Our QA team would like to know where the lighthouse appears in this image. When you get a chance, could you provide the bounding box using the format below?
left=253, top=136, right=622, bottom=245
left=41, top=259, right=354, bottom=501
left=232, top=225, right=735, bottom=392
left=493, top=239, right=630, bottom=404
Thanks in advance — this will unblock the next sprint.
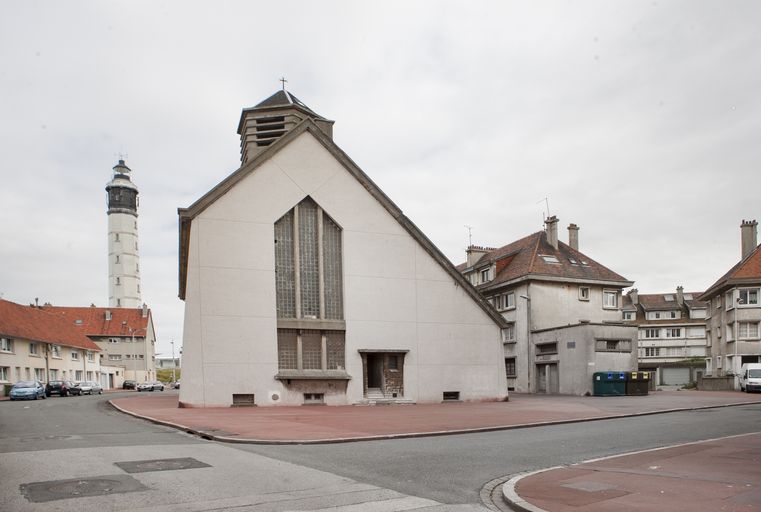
left=106, top=160, right=142, bottom=308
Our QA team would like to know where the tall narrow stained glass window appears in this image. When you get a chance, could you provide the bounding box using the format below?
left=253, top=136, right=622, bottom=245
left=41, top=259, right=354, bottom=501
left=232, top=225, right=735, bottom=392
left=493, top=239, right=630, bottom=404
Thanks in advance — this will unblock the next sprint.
left=274, top=210, right=295, bottom=318
left=323, top=215, right=343, bottom=319
left=275, top=197, right=346, bottom=373
left=273, top=197, right=343, bottom=321
left=298, top=199, right=320, bottom=318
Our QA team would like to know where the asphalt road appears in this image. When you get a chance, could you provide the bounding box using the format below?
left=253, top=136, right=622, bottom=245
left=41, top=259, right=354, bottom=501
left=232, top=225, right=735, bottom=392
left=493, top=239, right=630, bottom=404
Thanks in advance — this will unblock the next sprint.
left=234, top=403, right=761, bottom=505
left=2, top=391, right=760, bottom=511
left=0, top=391, right=479, bottom=511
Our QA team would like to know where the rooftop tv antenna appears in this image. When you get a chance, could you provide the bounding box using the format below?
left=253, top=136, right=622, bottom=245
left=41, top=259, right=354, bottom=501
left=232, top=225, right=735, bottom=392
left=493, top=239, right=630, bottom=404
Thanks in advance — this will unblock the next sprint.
left=464, top=225, right=473, bottom=247
left=537, top=197, right=550, bottom=221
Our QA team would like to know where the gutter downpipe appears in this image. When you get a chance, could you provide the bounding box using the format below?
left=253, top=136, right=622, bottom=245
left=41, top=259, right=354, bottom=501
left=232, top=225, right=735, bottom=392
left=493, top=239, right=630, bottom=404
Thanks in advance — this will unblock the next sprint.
left=521, top=285, right=532, bottom=393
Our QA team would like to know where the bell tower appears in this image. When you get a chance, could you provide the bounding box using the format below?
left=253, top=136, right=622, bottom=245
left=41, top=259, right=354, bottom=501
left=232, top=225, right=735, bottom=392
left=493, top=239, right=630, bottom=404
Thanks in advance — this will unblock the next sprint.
left=237, top=89, right=334, bottom=165
left=106, top=159, right=142, bottom=308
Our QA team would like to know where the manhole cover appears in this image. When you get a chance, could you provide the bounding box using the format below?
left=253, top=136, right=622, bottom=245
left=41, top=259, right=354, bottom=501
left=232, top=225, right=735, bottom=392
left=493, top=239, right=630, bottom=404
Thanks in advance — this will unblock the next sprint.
left=115, top=457, right=211, bottom=474
left=21, top=475, right=147, bottom=503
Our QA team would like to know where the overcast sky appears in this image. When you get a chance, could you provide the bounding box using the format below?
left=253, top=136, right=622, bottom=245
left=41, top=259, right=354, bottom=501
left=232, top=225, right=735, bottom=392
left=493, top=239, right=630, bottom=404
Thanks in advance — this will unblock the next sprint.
left=1, top=1, right=759, bottom=356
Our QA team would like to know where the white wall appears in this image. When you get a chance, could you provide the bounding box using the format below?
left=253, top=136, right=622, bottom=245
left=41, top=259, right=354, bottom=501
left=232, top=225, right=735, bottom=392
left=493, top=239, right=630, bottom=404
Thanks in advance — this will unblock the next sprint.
left=180, top=131, right=506, bottom=406
left=0, top=337, right=102, bottom=387
left=530, top=282, right=623, bottom=329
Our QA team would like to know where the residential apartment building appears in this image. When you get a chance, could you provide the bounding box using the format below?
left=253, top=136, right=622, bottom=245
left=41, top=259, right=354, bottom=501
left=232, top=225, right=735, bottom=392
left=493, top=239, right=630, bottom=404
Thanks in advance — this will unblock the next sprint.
left=43, top=304, right=157, bottom=385
left=700, top=220, right=761, bottom=386
left=0, top=299, right=102, bottom=391
left=458, top=216, right=638, bottom=395
left=622, top=288, right=707, bottom=387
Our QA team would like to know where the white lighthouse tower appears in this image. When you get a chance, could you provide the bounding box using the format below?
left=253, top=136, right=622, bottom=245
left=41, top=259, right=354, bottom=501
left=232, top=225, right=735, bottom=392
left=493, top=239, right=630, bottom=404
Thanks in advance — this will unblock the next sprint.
left=106, top=159, right=142, bottom=308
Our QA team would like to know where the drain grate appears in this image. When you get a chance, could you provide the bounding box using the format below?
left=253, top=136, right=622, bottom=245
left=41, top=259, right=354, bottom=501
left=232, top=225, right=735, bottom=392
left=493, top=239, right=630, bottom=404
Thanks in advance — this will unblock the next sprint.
left=115, top=457, right=211, bottom=474
left=21, top=475, right=147, bottom=503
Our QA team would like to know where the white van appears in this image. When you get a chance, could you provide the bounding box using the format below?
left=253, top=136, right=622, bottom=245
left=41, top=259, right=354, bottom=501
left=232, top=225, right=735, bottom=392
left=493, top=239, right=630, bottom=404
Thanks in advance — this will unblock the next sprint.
left=739, top=363, right=761, bottom=392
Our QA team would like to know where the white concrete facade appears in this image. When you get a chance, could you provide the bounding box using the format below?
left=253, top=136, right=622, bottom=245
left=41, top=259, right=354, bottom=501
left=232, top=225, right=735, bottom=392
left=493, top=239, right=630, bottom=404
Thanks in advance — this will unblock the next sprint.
left=180, top=124, right=507, bottom=407
left=624, top=289, right=707, bottom=387
left=704, top=287, right=761, bottom=383
left=497, top=281, right=636, bottom=394
left=0, top=337, right=100, bottom=390
left=90, top=321, right=157, bottom=384
left=700, top=221, right=761, bottom=389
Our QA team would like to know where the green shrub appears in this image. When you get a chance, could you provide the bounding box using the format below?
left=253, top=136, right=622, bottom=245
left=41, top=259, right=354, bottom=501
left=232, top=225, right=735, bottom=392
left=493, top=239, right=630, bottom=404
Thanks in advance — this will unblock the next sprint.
left=156, top=369, right=180, bottom=383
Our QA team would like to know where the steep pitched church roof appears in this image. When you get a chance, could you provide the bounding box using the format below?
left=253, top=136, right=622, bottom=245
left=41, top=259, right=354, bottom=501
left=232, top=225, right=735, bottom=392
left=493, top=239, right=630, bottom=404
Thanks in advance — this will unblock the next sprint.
left=458, top=231, right=632, bottom=290
left=236, top=90, right=328, bottom=134
left=178, top=99, right=507, bottom=327
left=253, top=90, right=324, bottom=115
left=699, top=243, right=761, bottom=300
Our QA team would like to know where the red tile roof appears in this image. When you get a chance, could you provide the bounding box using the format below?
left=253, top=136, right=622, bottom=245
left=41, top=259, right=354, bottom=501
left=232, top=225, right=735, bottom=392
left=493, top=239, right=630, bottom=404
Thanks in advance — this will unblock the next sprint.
left=41, top=306, right=150, bottom=337
left=0, top=299, right=101, bottom=351
left=636, top=293, right=706, bottom=311
left=701, top=244, right=761, bottom=299
left=459, top=231, right=632, bottom=288
left=622, top=291, right=707, bottom=313
left=621, top=292, right=707, bottom=325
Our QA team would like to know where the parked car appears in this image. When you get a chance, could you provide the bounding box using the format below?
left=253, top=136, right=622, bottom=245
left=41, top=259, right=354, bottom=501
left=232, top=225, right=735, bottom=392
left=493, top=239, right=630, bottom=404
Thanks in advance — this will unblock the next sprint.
left=45, top=380, right=75, bottom=397
left=137, top=381, right=164, bottom=392
left=172, top=380, right=180, bottom=389
left=71, top=381, right=103, bottom=395
left=9, top=381, right=46, bottom=400
left=122, top=380, right=137, bottom=390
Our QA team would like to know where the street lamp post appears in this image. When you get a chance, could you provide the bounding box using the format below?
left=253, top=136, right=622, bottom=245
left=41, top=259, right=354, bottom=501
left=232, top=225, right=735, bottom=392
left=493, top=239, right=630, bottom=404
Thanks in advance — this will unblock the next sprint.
left=128, top=326, right=146, bottom=381
left=170, top=339, right=177, bottom=384
left=520, top=293, right=532, bottom=392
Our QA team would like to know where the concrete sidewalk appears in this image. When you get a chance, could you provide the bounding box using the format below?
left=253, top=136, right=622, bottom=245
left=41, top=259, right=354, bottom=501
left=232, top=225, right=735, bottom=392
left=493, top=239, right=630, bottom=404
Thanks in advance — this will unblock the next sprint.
left=110, top=390, right=761, bottom=443
left=505, top=432, right=761, bottom=512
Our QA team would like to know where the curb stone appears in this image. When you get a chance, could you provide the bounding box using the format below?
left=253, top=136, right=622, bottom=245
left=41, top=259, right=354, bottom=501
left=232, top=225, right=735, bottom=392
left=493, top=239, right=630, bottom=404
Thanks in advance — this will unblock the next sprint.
left=500, top=430, right=761, bottom=512
left=109, top=398, right=761, bottom=445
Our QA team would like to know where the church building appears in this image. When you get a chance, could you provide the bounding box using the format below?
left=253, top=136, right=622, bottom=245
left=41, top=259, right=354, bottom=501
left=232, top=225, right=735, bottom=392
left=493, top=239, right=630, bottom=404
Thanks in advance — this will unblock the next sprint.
left=177, top=90, right=508, bottom=406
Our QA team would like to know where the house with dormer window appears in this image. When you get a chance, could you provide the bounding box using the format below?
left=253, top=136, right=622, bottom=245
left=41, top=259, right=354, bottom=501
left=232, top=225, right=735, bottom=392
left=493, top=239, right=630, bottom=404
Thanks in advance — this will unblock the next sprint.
left=622, top=288, right=707, bottom=387
left=0, top=299, right=102, bottom=392
left=699, top=220, right=761, bottom=388
left=458, top=216, right=637, bottom=395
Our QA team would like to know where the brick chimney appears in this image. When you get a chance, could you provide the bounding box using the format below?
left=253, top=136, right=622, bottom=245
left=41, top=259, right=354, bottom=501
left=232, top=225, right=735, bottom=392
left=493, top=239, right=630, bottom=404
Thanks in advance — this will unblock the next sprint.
left=567, top=223, right=579, bottom=251
left=628, top=288, right=639, bottom=304
left=466, top=246, right=492, bottom=267
left=545, top=216, right=559, bottom=250
left=141, top=303, right=148, bottom=318
left=676, top=286, right=684, bottom=305
left=741, top=219, right=758, bottom=259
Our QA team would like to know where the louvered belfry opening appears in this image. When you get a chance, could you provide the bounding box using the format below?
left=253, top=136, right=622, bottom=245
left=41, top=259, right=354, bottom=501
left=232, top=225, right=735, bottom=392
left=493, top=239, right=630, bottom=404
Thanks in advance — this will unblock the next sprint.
left=254, top=116, right=286, bottom=146
left=238, top=90, right=334, bottom=164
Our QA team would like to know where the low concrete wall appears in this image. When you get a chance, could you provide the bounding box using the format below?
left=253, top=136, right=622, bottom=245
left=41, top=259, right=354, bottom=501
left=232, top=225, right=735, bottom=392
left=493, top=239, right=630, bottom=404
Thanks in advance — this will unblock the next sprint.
left=697, top=374, right=735, bottom=391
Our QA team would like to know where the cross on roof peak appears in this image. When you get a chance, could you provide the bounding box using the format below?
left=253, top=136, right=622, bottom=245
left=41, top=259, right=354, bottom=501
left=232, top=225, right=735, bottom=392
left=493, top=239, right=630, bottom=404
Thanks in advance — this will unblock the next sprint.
left=279, top=77, right=287, bottom=90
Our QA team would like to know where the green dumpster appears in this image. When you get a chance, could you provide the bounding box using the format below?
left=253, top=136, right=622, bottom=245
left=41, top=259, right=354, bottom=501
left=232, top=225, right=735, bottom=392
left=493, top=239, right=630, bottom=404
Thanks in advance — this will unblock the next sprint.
left=593, top=371, right=627, bottom=396
left=626, top=371, right=650, bottom=396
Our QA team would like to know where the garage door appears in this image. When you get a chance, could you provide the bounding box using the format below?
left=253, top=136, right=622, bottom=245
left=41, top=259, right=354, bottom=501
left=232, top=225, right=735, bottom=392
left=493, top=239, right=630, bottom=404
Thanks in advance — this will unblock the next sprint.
left=662, top=367, right=691, bottom=385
